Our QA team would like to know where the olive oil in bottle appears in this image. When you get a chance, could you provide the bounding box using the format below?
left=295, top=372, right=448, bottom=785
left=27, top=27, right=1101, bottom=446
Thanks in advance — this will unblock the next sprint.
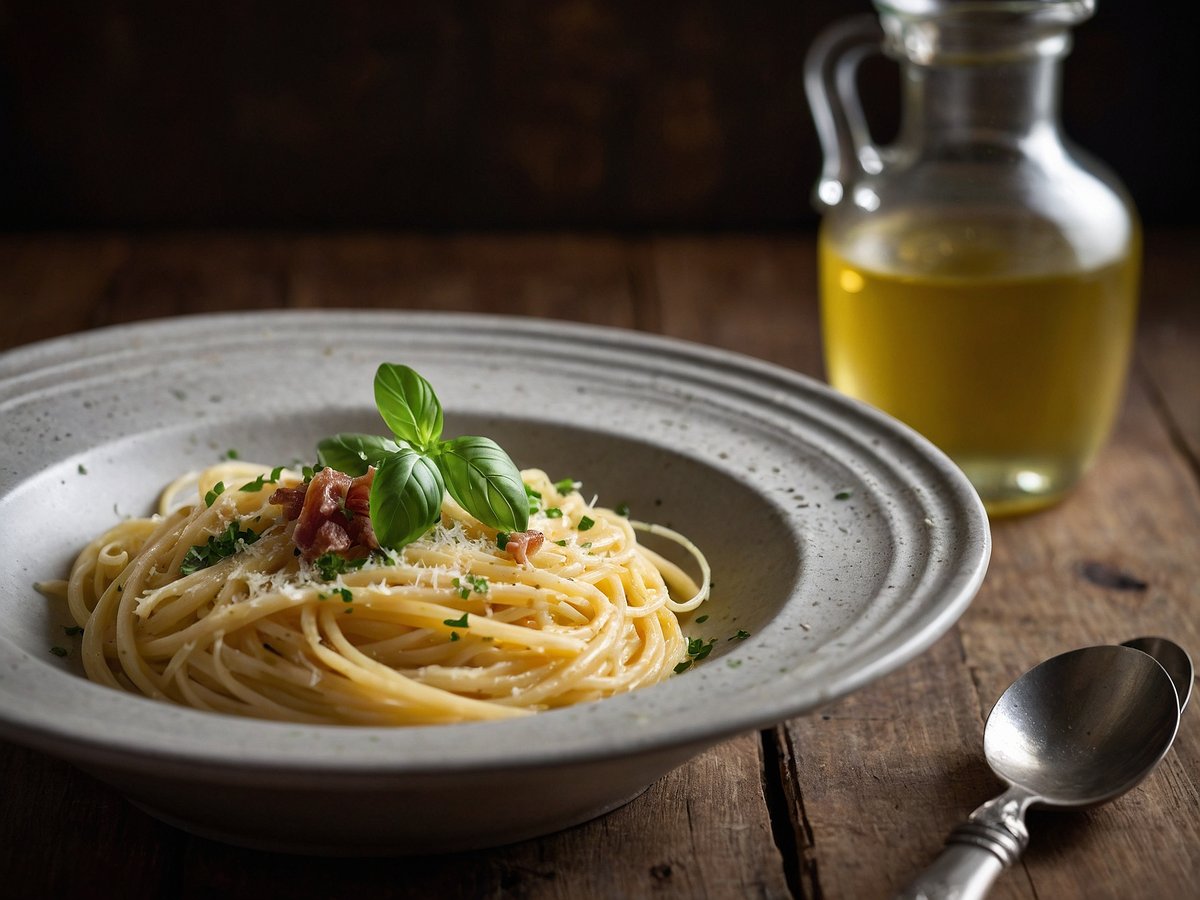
left=819, top=219, right=1139, bottom=515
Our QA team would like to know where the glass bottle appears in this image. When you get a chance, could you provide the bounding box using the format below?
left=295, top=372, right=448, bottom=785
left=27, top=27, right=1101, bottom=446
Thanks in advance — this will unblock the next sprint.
left=806, top=0, right=1139, bottom=516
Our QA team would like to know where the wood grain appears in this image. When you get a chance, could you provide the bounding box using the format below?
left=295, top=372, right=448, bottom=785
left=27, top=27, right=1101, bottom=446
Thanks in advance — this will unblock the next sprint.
left=0, top=229, right=1197, bottom=899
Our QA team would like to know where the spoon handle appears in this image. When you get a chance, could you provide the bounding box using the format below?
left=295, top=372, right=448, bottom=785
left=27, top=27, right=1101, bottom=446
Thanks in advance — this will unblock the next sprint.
left=895, top=788, right=1031, bottom=900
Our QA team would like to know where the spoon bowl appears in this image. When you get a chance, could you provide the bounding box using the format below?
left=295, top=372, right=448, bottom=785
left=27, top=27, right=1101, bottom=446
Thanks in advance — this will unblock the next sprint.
left=1122, top=636, right=1193, bottom=713
left=984, top=645, right=1181, bottom=807
left=898, top=644, right=1182, bottom=899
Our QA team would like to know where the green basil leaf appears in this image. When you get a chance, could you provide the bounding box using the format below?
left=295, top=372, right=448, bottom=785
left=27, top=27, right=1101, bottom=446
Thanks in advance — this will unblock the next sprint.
left=436, top=436, right=528, bottom=533
left=374, top=364, right=444, bottom=451
left=316, top=433, right=405, bottom=476
left=369, top=449, right=446, bottom=549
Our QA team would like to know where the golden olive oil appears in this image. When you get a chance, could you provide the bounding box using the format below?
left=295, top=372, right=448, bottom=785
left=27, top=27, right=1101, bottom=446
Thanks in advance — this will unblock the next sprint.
left=819, top=225, right=1139, bottom=516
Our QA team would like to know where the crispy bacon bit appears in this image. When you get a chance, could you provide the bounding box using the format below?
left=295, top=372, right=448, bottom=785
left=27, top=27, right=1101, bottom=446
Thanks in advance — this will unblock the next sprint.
left=504, top=530, right=544, bottom=565
left=270, top=468, right=379, bottom=560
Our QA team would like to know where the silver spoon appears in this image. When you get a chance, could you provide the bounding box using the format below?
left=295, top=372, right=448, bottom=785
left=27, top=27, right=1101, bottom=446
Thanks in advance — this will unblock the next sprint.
left=1122, top=636, right=1193, bottom=712
left=897, top=644, right=1181, bottom=900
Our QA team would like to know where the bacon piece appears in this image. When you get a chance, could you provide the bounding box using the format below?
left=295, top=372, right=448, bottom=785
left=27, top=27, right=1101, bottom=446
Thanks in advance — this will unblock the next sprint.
left=270, top=467, right=380, bottom=560
left=504, top=530, right=544, bottom=565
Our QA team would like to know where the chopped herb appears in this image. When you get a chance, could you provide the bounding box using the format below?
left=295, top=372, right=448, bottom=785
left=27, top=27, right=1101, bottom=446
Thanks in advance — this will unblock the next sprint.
left=687, top=636, right=716, bottom=661
left=497, top=532, right=510, bottom=550
left=525, top=483, right=542, bottom=514
left=673, top=660, right=693, bottom=674
left=338, top=588, right=353, bottom=603
left=77, top=464, right=88, bottom=475
left=695, top=615, right=709, bottom=624
left=63, top=625, right=84, bottom=637
left=311, top=553, right=367, bottom=581
left=301, top=465, right=316, bottom=481
left=554, top=539, right=568, bottom=547
left=453, top=575, right=488, bottom=598
left=545, top=507, right=564, bottom=519
left=581, top=542, right=592, bottom=549
left=225, top=448, right=240, bottom=459
left=554, top=477, right=576, bottom=493
left=577, top=516, right=595, bottom=531
left=50, top=646, right=68, bottom=657
left=179, top=519, right=260, bottom=575
left=729, top=629, right=751, bottom=641
left=834, top=490, right=852, bottom=501
left=240, top=469, right=285, bottom=492
left=615, top=502, right=630, bottom=517
left=727, top=659, right=743, bottom=669
left=204, top=481, right=226, bottom=507
left=443, top=612, right=470, bottom=628
left=449, top=631, right=460, bottom=642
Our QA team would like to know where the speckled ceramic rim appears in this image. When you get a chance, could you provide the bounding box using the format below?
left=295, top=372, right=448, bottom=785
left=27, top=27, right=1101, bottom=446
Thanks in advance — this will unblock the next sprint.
left=0, top=311, right=989, bottom=782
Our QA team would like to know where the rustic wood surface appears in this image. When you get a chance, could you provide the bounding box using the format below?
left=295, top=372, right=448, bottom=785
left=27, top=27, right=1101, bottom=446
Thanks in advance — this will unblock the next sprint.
left=0, top=230, right=1196, bottom=899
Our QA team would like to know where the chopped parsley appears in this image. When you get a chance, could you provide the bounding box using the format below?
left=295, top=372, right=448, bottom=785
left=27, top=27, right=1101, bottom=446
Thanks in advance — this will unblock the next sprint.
left=337, top=588, right=353, bottom=603
left=497, top=532, right=510, bottom=550
left=179, top=520, right=260, bottom=575
left=443, top=612, right=470, bottom=628
left=312, top=553, right=367, bottom=582
left=63, top=625, right=84, bottom=637
left=554, top=477, right=576, bottom=493
left=204, top=481, right=226, bottom=507
left=50, top=646, right=69, bottom=657
left=449, top=631, right=460, bottom=641
left=240, top=467, right=285, bottom=492
left=676, top=635, right=717, bottom=673
left=554, top=539, right=568, bottom=547
left=615, top=502, right=630, bottom=517
left=545, top=507, right=563, bottom=519
left=77, top=464, right=88, bottom=475
left=452, top=575, right=489, bottom=599
left=729, top=629, right=751, bottom=641
left=525, top=484, right=542, bottom=514
left=577, top=516, right=595, bottom=531
left=695, top=615, right=709, bottom=624
left=225, top=448, right=240, bottom=459
left=834, top=490, right=852, bottom=501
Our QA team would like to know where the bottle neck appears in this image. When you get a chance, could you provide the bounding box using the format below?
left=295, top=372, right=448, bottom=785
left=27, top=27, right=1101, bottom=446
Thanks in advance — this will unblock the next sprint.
left=899, top=55, right=1064, bottom=153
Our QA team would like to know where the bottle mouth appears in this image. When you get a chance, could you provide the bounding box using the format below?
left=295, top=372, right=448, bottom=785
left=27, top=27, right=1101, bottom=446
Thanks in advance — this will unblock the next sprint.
left=874, top=0, right=1094, bottom=64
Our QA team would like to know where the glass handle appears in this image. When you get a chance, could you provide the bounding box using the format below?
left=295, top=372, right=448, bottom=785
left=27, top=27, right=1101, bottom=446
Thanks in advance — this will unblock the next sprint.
left=804, top=15, right=885, bottom=211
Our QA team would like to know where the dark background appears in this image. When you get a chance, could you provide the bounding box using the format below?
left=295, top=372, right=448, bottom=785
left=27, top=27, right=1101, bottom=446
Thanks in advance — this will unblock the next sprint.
left=0, top=0, right=1193, bottom=231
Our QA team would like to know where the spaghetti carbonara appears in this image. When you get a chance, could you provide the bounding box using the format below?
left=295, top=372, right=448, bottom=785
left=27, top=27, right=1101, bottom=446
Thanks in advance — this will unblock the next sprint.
left=42, top=462, right=709, bottom=725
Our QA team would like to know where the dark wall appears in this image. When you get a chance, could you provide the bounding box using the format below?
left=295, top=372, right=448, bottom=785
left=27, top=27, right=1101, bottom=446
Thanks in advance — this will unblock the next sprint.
left=0, top=1, right=1192, bottom=230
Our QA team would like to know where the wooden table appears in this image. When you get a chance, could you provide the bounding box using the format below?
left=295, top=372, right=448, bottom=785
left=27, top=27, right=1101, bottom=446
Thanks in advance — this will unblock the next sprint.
left=1, top=230, right=1196, bottom=899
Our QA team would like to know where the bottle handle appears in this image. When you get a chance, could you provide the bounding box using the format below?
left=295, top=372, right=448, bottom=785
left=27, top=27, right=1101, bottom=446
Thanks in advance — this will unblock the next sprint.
left=804, top=15, right=886, bottom=211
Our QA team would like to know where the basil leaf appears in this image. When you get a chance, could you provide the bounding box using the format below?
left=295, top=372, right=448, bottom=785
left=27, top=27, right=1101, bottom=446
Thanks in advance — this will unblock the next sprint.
left=436, top=436, right=528, bottom=532
left=369, top=449, right=446, bottom=549
left=317, top=433, right=404, bottom=476
left=374, top=364, right=444, bottom=451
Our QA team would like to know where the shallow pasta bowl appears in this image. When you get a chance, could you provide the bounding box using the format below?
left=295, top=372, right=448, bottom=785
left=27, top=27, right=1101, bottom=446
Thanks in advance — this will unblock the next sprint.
left=0, top=311, right=989, bottom=853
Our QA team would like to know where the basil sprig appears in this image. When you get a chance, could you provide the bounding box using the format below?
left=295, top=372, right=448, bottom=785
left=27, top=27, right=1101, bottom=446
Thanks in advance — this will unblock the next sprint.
left=317, top=364, right=528, bottom=550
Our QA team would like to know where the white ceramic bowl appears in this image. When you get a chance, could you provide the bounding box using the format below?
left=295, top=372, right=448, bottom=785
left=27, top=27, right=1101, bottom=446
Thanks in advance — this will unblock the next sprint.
left=0, top=312, right=989, bottom=853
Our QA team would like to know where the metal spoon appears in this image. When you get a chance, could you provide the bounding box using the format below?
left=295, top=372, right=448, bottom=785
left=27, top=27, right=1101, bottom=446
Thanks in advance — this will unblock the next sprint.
left=1122, top=636, right=1193, bottom=712
left=897, top=645, right=1181, bottom=900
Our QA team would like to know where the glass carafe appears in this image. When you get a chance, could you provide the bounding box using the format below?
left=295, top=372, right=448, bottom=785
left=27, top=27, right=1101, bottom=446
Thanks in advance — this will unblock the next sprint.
left=806, top=0, right=1139, bottom=516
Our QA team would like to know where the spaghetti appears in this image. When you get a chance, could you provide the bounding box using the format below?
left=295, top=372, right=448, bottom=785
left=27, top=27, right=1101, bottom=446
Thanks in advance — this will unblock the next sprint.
left=42, top=462, right=709, bottom=726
